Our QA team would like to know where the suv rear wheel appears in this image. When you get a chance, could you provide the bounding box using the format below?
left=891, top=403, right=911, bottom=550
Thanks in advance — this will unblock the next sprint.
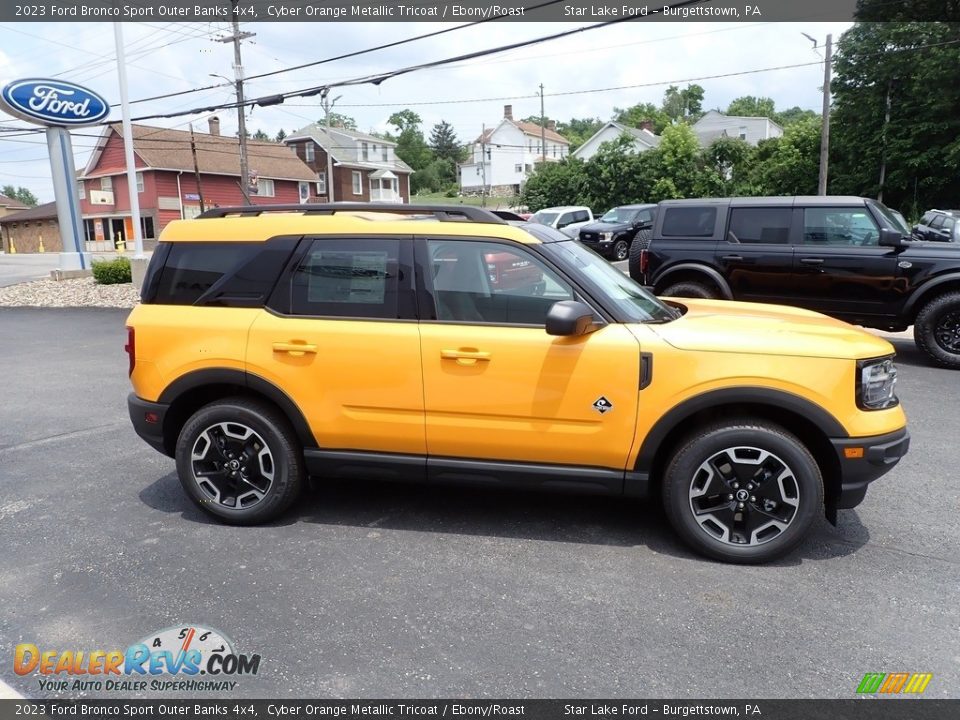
left=660, top=280, right=718, bottom=299
left=661, top=420, right=823, bottom=563
left=914, top=291, right=960, bottom=369
left=175, top=397, right=305, bottom=524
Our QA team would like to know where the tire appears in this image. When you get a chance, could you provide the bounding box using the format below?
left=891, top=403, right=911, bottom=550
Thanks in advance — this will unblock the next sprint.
left=611, top=239, right=630, bottom=261
left=661, top=420, right=823, bottom=564
left=913, top=291, right=960, bottom=369
left=627, top=229, right=652, bottom=281
left=660, top=281, right=718, bottom=299
left=175, top=397, right=305, bottom=525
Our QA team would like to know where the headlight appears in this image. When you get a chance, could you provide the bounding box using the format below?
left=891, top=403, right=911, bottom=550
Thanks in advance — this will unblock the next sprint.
left=857, top=357, right=898, bottom=410
left=601, top=232, right=613, bottom=241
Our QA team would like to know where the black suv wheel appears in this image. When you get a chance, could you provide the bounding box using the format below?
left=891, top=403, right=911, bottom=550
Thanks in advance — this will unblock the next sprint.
left=175, top=397, right=305, bottom=524
left=660, top=281, right=718, bottom=299
left=914, top=292, right=960, bottom=369
left=662, top=420, right=823, bottom=564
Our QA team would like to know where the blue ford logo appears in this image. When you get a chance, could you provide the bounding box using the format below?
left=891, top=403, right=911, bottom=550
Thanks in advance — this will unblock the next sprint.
left=0, top=78, right=110, bottom=127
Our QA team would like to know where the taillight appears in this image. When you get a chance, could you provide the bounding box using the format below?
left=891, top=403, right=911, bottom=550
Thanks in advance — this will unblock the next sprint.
left=639, top=249, right=649, bottom=274
left=124, top=326, right=135, bottom=376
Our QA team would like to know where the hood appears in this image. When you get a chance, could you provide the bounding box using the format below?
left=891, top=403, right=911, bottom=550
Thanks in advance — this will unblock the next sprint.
left=652, top=299, right=895, bottom=360
left=580, top=220, right=630, bottom=234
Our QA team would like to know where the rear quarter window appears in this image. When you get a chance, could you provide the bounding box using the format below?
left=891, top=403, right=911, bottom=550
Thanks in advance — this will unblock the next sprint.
left=660, top=207, right=718, bottom=237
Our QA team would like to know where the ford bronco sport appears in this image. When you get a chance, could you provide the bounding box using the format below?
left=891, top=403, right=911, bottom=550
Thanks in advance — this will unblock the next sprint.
left=629, top=196, right=960, bottom=369
left=126, top=203, right=909, bottom=564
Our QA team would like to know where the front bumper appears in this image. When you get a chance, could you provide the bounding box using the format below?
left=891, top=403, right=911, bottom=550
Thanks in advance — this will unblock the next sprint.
left=128, top=393, right=170, bottom=456
left=830, top=427, right=910, bottom=509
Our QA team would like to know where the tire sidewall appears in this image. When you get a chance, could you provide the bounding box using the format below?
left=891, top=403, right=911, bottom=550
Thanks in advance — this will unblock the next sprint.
left=175, top=401, right=302, bottom=524
left=612, top=239, right=629, bottom=261
left=661, top=281, right=717, bottom=299
left=663, top=425, right=823, bottom=563
left=914, top=293, right=960, bottom=369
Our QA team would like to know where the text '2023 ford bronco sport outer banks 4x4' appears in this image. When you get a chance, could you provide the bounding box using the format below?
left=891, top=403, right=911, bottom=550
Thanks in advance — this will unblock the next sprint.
left=126, top=204, right=909, bottom=563
left=630, top=196, right=960, bottom=369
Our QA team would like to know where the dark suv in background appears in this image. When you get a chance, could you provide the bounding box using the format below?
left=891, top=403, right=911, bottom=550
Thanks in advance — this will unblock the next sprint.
left=913, top=209, right=959, bottom=243
left=577, top=203, right=657, bottom=260
left=630, top=196, right=960, bottom=369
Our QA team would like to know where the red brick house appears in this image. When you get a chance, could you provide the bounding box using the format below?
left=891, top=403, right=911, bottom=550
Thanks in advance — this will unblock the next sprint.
left=283, top=124, right=413, bottom=204
left=78, top=118, right=317, bottom=250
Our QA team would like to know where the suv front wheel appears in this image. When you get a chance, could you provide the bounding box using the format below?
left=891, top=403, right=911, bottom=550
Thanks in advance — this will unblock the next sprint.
left=662, top=420, right=823, bottom=563
left=175, top=397, right=305, bottom=524
left=913, top=291, right=960, bottom=369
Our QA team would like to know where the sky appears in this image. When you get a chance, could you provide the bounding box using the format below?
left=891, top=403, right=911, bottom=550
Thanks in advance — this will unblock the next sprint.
left=0, top=18, right=852, bottom=203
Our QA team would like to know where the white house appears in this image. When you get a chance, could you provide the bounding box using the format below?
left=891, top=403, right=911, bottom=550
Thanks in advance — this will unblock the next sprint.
left=572, top=121, right=660, bottom=161
left=692, top=110, right=784, bottom=147
left=459, top=105, right=570, bottom=196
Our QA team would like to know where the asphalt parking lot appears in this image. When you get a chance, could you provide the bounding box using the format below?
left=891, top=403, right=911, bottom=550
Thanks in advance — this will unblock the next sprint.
left=0, top=308, right=957, bottom=699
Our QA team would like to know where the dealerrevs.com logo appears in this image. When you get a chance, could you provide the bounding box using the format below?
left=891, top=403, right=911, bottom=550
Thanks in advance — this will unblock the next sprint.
left=14, top=625, right=261, bottom=693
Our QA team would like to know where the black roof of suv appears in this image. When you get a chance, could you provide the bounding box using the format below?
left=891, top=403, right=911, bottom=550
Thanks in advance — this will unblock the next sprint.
left=628, top=195, right=960, bottom=369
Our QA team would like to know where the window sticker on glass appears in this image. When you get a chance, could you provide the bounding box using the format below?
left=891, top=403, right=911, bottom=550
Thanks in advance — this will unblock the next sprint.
left=306, top=251, right=389, bottom=304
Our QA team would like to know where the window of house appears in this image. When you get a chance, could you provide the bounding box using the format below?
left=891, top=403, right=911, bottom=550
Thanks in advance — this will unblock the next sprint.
left=514, top=164, right=522, bottom=173
left=661, top=207, right=717, bottom=237
left=381, top=146, right=388, bottom=162
left=728, top=207, right=792, bottom=244
left=140, top=216, right=155, bottom=239
left=524, top=164, right=532, bottom=173
left=552, top=145, right=557, bottom=157
left=136, top=172, right=144, bottom=193
left=316, top=171, right=326, bottom=194
left=257, top=178, right=275, bottom=197
left=290, top=238, right=403, bottom=319
left=738, top=126, right=748, bottom=140
left=77, top=182, right=86, bottom=199
left=305, top=143, right=315, bottom=162
left=361, top=142, right=369, bottom=161
left=100, top=177, right=112, bottom=191
left=352, top=171, right=362, bottom=195
left=803, top=208, right=880, bottom=246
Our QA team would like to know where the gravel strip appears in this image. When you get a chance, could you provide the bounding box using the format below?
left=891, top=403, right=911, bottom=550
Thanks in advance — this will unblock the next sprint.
left=0, top=277, right=139, bottom=308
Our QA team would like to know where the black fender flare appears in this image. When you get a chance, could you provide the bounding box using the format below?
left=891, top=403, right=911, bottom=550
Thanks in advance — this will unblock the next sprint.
left=633, top=387, right=848, bottom=474
left=158, top=368, right=316, bottom=450
left=902, top=273, right=960, bottom=319
left=653, top=262, right=733, bottom=299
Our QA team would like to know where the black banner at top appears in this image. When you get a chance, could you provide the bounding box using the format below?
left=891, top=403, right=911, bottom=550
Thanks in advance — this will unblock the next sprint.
left=0, top=0, right=913, bottom=24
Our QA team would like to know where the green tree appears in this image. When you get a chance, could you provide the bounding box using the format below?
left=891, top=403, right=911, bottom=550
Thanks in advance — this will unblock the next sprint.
left=429, top=120, right=463, bottom=163
left=388, top=110, right=435, bottom=191
left=275, top=129, right=287, bottom=142
left=662, top=84, right=705, bottom=122
left=748, top=116, right=821, bottom=196
left=774, top=107, right=818, bottom=127
left=613, top=103, right=671, bottom=135
left=321, top=112, right=357, bottom=130
left=830, top=21, right=960, bottom=214
left=702, top=137, right=757, bottom=196
left=252, top=129, right=271, bottom=141
left=579, top=136, right=659, bottom=213
left=726, top=96, right=776, bottom=118
left=555, top=117, right=604, bottom=151
left=653, top=124, right=705, bottom=198
left=2, top=185, right=38, bottom=206
left=519, top=158, right=585, bottom=211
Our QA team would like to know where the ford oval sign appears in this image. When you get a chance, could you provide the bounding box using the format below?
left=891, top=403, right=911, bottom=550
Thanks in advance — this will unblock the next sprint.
left=0, top=78, right=109, bottom=127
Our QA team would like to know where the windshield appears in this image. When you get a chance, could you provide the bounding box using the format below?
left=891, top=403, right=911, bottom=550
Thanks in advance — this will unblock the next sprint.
left=600, top=208, right=635, bottom=223
left=530, top=211, right=559, bottom=226
left=872, top=201, right=911, bottom=235
left=548, top=241, right=677, bottom=323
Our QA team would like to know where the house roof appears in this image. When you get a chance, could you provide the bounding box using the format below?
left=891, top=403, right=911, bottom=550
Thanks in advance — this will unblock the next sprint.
left=0, top=201, right=57, bottom=223
left=475, top=119, right=570, bottom=145
left=0, top=193, right=28, bottom=209
left=81, top=124, right=316, bottom=182
left=284, top=123, right=413, bottom=173
left=695, top=110, right=784, bottom=132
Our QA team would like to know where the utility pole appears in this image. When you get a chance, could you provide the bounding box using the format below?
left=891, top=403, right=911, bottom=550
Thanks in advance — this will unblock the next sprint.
left=217, top=1, right=255, bottom=202
left=319, top=89, right=342, bottom=129
left=817, top=34, right=832, bottom=196
left=113, top=23, right=144, bottom=259
left=878, top=77, right=893, bottom=202
left=189, top=125, right=206, bottom=213
left=480, top=123, right=487, bottom=208
left=539, top=83, right=547, bottom=164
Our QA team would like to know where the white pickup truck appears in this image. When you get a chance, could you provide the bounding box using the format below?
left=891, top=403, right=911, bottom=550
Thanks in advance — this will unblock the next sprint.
left=529, top=205, right=594, bottom=238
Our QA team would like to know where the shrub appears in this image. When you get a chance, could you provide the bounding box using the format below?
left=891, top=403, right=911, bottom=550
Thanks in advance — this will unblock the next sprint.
left=92, top=257, right=132, bottom=285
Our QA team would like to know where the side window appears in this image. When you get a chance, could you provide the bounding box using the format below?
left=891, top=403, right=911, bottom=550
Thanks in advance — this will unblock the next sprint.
left=573, top=210, right=589, bottom=223
left=636, top=210, right=652, bottom=224
left=727, top=207, right=792, bottom=244
left=803, top=208, right=880, bottom=246
left=427, top=240, right=573, bottom=325
left=557, top=212, right=573, bottom=229
left=940, top=217, right=955, bottom=234
left=290, top=238, right=401, bottom=319
left=929, top=215, right=945, bottom=229
left=661, top=207, right=717, bottom=237
left=920, top=212, right=934, bottom=225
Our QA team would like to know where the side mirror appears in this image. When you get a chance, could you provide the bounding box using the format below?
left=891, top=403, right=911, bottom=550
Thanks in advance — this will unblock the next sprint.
left=546, top=301, right=597, bottom=336
left=879, top=228, right=905, bottom=249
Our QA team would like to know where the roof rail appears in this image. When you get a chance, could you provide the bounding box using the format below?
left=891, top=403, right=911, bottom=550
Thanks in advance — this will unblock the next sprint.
left=196, top=203, right=506, bottom=224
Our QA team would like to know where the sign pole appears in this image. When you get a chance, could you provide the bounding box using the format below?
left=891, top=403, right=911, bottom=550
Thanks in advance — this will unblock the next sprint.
left=45, top=127, right=88, bottom=271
